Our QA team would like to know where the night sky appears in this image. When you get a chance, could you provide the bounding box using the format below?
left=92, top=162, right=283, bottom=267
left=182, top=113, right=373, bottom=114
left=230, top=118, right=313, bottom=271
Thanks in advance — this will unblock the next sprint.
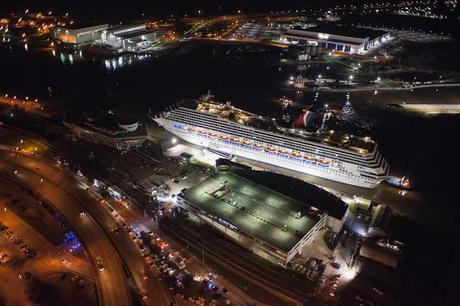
left=1, top=0, right=346, bottom=19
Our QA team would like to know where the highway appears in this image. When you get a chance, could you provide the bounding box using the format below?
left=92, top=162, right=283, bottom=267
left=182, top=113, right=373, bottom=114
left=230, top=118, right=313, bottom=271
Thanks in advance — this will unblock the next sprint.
left=0, top=148, right=132, bottom=306
left=0, top=126, right=172, bottom=306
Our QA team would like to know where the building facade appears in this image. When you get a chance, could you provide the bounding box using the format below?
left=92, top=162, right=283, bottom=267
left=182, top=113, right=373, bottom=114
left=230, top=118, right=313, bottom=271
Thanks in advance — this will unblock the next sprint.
left=64, top=117, right=147, bottom=151
left=53, top=24, right=109, bottom=45
left=281, top=25, right=391, bottom=55
left=100, top=24, right=158, bottom=52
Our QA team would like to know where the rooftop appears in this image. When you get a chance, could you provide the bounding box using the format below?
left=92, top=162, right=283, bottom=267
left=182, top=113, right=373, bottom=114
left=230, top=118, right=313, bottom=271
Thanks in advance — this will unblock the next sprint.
left=56, top=23, right=109, bottom=31
left=67, top=114, right=147, bottom=139
left=181, top=171, right=323, bottom=252
left=116, top=29, right=155, bottom=39
left=235, top=169, right=348, bottom=220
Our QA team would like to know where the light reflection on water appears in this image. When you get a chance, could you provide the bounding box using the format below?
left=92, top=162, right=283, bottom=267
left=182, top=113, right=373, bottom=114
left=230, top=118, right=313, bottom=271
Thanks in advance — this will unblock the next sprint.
left=57, top=51, right=83, bottom=65
left=48, top=48, right=152, bottom=70
left=103, top=54, right=153, bottom=71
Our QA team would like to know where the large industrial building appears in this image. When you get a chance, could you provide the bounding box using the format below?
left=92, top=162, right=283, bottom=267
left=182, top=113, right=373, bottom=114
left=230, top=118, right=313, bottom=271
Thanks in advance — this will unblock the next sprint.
left=176, top=168, right=348, bottom=265
left=64, top=114, right=147, bottom=151
left=100, top=24, right=158, bottom=53
left=281, top=24, right=391, bottom=55
left=53, top=24, right=109, bottom=45
left=53, top=23, right=158, bottom=52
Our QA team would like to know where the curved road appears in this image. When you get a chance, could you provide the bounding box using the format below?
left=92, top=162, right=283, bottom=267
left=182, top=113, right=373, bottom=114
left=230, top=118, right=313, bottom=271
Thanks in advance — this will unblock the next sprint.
left=0, top=149, right=132, bottom=306
left=0, top=127, right=172, bottom=305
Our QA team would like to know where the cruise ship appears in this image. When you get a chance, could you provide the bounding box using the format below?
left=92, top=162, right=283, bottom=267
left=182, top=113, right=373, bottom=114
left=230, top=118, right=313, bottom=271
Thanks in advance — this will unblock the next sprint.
left=152, top=94, right=389, bottom=188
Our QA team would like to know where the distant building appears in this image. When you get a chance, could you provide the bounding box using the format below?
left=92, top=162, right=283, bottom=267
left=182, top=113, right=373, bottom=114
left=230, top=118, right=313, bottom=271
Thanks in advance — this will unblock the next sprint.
left=281, top=24, right=391, bottom=55
left=53, top=24, right=109, bottom=45
left=64, top=114, right=147, bottom=151
left=176, top=168, right=348, bottom=265
left=100, top=24, right=158, bottom=52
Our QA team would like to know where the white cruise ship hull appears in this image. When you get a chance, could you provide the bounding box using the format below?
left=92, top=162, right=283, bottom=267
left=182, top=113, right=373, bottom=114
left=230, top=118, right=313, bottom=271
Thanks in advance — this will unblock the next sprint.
left=155, top=118, right=384, bottom=188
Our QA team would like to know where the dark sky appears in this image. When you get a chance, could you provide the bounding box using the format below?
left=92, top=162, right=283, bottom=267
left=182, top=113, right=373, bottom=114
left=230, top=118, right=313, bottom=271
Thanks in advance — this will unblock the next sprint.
left=0, top=0, right=336, bottom=19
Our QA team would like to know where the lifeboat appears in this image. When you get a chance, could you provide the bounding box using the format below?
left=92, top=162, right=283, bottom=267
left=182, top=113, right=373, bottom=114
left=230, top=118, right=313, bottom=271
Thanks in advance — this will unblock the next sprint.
left=264, top=146, right=276, bottom=152
left=277, top=149, right=289, bottom=155
left=241, top=139, right=253, bottom=146
left=198, top=130, right=207, bottom=135
left=208, top=132, right=218, bottom=138
left=253, top=143, right=263, bottom=150
left=187, top=127, right=195, bottom=132
left=290, top=152, right=302, bottom=158
left=303, top=155, right=316, bottom=162
left=318, top=159, right=330, bottom=165
left=230, top=137, right=240, bottom=143
left=219, top=135, right=229, bottom=141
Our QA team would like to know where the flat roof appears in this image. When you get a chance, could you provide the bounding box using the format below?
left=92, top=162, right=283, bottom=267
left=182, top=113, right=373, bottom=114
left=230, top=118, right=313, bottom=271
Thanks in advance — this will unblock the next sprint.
left=182, top=172, right=320, bottom=252
left=235, top=169, right=348, bottom=220
left=66, top=114, right=147, bottom=139
left=290, top=24, right=388, bottom=41
left=116, top=29, right=155, bottom=39
left=57, top=23, right=109, bottom=31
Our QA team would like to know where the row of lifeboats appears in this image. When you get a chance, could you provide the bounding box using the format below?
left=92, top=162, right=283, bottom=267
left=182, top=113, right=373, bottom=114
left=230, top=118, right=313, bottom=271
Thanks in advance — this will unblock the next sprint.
left=190, top=127, right=332, bottom=165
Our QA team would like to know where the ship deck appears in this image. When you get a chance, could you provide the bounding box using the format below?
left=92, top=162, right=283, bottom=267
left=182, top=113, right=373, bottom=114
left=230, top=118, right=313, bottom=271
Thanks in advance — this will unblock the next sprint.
left=179, top=99, right=376, bottom=155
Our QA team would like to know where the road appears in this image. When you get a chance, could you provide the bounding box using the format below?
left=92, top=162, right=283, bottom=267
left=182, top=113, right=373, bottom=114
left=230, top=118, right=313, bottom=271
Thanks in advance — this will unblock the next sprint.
left=0, top=149, right=132, bottom=306
left=0, top=94, right=48, bottom=117
left=0, top=126, right=173, bottom=306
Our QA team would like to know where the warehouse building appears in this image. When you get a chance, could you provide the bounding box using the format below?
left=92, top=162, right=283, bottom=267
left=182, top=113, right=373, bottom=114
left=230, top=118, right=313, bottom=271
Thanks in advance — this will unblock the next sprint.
left=100, top=24, right=158, bottom=52
left=53, top=23, right=109, bottom=45
left=177, top=169, right=348, bottom=265
left=281, top=24, right=391, bottom=55
left=64, top=114, right=147, bottom=151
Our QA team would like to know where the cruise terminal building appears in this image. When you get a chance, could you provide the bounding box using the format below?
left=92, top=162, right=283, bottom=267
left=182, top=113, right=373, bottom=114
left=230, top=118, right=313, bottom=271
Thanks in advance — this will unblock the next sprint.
left=281, top=24, right=391, bottom=55
left=177, top=168, right=348, bottom=265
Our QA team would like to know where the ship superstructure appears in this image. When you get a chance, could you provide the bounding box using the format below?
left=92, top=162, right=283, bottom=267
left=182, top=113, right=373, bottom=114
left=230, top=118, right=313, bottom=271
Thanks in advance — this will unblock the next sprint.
left=153, top=94, right=389, bottom=188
